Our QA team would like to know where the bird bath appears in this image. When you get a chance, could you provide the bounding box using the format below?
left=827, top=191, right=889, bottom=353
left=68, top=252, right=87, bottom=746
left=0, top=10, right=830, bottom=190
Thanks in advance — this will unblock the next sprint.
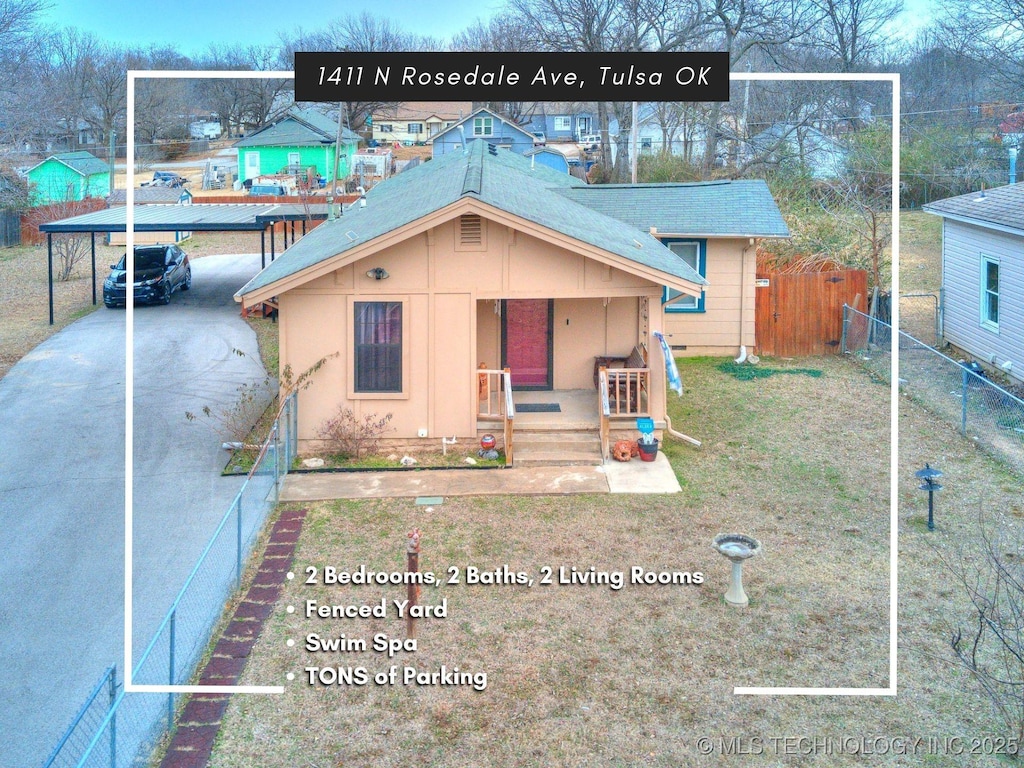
left=712, top=533, right=762, bottom=607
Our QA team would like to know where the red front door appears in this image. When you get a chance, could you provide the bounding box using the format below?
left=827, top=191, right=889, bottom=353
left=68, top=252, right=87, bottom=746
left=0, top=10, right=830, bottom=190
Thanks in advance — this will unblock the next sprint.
left=502, top=299, right=553, bottom=390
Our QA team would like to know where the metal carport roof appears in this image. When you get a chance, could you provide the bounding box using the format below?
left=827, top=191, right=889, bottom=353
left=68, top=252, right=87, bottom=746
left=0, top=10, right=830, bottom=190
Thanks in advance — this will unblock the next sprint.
left=38, top=203, right=328, bottom=233
left=37, top=203, right=329, bottom=323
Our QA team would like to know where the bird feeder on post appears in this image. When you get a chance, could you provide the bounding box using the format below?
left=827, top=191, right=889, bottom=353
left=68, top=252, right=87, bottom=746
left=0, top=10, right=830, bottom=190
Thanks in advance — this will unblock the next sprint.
left=915, top=464, right=943, bottom=531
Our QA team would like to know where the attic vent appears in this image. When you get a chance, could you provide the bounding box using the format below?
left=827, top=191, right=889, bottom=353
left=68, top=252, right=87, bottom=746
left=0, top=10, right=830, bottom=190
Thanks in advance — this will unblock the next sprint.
left=460, top=214, right=483, bottom=245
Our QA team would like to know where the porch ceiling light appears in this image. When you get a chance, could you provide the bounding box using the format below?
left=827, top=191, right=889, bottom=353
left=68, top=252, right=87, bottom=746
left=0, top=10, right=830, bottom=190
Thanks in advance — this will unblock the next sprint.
left=366, top=267, right=389, bottom=280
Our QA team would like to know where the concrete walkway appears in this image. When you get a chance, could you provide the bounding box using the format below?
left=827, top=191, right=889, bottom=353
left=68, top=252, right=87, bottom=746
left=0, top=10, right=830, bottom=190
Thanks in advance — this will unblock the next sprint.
left=280, top=453, right=681, bottom=502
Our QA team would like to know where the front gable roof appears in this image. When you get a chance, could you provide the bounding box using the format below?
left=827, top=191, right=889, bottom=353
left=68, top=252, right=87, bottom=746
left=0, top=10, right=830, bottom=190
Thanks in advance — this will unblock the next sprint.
left=429, top=107, right=535, bottom=144
left=236, top=140, right=788, bottom=303
left=28, top=151, right=107, bottom=178
left=234, top=107, right=361, bottom=149
left=923, top=183, right=1024, bottom=237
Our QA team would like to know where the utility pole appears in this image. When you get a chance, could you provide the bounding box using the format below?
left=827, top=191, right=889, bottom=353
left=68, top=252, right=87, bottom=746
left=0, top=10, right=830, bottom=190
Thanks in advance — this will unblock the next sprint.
left=631, top=101, right=639, bottom=184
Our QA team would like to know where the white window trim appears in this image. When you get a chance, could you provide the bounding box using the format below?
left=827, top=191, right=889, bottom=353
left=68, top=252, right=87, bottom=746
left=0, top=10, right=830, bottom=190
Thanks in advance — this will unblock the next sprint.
left=980, top=253, right=1000, bottom=333
left=473, top=117, right=493, bottom=136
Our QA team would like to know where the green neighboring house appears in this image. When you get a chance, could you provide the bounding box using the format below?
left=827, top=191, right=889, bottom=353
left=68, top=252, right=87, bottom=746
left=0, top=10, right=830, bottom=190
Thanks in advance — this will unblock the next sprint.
left=235, top=107, right=361, bottom=187
left=26, top=151, right=110, bottom=204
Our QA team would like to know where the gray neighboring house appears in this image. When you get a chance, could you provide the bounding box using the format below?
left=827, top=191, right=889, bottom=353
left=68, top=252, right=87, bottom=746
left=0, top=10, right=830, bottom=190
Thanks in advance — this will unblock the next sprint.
left=924, top=183, right=1024, bottom=384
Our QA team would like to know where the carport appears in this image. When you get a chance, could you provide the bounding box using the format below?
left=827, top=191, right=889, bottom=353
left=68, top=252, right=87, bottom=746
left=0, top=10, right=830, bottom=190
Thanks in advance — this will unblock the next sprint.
left=38, top=202, right=330, bottom=324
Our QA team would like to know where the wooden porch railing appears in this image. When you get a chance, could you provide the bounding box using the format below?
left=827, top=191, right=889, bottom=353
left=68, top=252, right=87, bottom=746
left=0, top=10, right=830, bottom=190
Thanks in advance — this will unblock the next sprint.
left=605, top=367, right=650, bottom=415
left=476, top=367, right=515, bottom=466
left=502, top=368, right=515, bottom=466
left=598, top=366, right=611, bottom=461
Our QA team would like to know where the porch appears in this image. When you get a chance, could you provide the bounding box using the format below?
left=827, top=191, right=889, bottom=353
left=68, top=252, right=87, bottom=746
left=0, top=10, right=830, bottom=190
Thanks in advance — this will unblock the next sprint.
left=476, top=373, right=654, bottom=467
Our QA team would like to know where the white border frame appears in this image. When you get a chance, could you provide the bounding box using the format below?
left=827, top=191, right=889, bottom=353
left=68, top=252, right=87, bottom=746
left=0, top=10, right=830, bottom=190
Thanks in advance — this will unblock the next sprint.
left=731, top=71, right=900, bottom=697
left=123, top=70, right=900, bottom=699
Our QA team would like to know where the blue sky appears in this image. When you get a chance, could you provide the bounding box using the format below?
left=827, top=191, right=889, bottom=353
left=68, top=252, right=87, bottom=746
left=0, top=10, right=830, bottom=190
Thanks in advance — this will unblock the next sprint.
left=39, top=1, right=499, bottom=54
left=41, top=0, right=934, bottom=57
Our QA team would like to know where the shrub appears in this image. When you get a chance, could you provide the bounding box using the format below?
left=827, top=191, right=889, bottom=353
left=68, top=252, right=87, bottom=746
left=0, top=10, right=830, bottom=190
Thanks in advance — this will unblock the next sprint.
left=316, top=408, right=394, bottom=460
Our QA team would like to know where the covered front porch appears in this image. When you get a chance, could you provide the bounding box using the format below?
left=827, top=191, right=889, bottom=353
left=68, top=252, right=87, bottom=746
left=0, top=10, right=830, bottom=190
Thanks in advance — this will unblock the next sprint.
left=476, top=379, right=657, bottom=467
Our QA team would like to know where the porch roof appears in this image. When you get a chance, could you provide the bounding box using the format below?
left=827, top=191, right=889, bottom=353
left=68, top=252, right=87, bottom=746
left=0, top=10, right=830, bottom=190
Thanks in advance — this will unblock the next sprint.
left=237, top=139, right=715, bottom=300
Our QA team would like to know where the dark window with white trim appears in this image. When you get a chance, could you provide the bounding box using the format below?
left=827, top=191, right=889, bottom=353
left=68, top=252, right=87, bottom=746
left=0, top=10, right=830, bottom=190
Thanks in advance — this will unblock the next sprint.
left=662, top=240, right=706, bottom=312
left=473, top=116, right=493, bottom=136
left=407, top=123, right=423, bottom=134
left=354, top=302, right=402, bottom=392
left=981, top=255, right=999, bottom=331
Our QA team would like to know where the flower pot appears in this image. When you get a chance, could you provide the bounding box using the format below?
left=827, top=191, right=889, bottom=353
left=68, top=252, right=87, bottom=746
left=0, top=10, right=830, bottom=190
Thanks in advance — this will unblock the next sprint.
left=637, top=438, right=659, bottom=462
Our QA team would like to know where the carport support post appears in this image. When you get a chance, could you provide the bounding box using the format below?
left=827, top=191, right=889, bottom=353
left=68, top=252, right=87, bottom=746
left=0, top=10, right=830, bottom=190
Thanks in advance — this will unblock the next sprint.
left=47, top=233, right=53, bottom=325
left=270, top=225, right=276, bottom=262
left=260, top=228, right=266, bottom=269
left=90, top=232, right=96, bottom=306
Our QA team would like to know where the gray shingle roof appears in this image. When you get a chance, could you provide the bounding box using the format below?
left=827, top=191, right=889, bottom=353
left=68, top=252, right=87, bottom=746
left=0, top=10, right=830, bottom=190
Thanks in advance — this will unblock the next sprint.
left=235, top=107, right=362, bottom=148
left=556, top=180, right=790, bottom=237
left=923, top=183, right=1024, bottom=236
left=236, top=140, right=788, bottom=300
left=31, top=151, right=108, bottom=177
left=108, top=187, right=192, bottom=205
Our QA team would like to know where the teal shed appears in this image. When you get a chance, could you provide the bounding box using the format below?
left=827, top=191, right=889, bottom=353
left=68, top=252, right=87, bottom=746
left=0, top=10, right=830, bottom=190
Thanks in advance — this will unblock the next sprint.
left=26, top=151, right=110, bottom=204
left=235, top=107, right=362, bottom=189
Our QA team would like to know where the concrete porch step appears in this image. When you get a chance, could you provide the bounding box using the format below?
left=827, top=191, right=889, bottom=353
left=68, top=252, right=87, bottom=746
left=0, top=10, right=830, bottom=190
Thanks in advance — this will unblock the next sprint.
left=514, top=430, right=603, bottom=467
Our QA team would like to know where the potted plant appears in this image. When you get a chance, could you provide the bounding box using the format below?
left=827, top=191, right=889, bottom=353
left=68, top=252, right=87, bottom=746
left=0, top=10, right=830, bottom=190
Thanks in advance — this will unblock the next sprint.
left=636, top=433, right=659, bottom=462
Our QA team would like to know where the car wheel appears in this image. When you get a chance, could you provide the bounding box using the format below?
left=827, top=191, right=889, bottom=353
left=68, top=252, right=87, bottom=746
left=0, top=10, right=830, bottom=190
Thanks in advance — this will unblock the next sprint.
left=159, top=282, right=172, bottom=305
left=182, top=267, right=191, bottom=291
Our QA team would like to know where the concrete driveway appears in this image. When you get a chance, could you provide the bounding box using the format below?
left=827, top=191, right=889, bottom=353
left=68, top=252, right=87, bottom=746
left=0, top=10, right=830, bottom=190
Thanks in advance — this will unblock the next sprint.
left=0, top=253, right=270, bottom=768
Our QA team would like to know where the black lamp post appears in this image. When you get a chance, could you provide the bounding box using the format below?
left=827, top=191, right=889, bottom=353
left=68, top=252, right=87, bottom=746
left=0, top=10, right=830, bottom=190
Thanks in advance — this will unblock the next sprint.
left=915, top=463, right=943, bottom=531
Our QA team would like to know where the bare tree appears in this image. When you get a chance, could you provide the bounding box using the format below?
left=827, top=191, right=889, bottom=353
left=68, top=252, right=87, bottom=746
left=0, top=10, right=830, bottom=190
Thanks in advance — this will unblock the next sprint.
left=805, top=0, right=903, bottom=128
left=947, top=514, right=1024, bottom=752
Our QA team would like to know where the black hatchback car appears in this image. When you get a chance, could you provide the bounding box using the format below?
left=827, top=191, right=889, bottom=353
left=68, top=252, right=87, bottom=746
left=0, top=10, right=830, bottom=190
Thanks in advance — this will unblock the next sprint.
left=103, top=244, right=192, bottom=307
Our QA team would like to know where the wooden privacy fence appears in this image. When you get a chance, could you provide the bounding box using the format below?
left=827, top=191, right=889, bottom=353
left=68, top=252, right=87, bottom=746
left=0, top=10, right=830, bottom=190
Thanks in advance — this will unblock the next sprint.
left=755, top=269, right=868, bottom=356
left=21, top=199, right=107, bottom=245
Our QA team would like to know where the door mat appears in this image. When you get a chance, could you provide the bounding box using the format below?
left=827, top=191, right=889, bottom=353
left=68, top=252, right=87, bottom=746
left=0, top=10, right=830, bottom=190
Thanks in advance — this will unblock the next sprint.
left=517, top=403, right=561, bottom=413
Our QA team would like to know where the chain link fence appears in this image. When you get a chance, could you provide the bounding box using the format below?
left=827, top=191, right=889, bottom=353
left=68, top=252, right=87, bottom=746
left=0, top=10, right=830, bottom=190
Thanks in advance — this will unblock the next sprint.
left=42, top=392, right=298, bottom=768
left=843, top=305, right=1024, bottom=476
left=899, top=292, right=941, bottom=349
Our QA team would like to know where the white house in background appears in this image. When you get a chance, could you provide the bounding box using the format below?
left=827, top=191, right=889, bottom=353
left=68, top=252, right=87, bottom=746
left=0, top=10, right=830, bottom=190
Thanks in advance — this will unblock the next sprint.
left=924, top=183, right=1024, bottom=384
left=749, top=123, right=847, bottom=179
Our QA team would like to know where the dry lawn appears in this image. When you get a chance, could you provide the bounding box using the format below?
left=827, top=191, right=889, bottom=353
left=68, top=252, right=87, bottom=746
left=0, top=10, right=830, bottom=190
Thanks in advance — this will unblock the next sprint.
left=899, top=211, right=942, bottom=294
left=0, top=232, right=261, bottom=380
left=203, top=356, right=1023, bottom=767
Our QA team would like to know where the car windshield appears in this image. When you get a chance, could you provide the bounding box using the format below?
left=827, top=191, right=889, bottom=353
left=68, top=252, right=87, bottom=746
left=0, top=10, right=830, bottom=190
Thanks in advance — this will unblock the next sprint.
left=116, top=250, right=165, bottom=272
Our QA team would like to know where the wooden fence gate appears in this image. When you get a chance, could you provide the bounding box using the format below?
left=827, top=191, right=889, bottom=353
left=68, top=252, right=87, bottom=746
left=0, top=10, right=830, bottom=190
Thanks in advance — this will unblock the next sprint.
left=755, top=269, right=868, bottom=356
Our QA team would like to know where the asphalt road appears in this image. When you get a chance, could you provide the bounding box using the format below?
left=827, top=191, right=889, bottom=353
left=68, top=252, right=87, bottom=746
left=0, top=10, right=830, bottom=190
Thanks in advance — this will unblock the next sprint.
left=0, top=253, right=270, bottom=768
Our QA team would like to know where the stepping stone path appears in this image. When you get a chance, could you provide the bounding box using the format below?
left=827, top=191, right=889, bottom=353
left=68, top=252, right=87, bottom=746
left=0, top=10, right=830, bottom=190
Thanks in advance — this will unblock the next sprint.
left=158, top=508, right=307, bottom=768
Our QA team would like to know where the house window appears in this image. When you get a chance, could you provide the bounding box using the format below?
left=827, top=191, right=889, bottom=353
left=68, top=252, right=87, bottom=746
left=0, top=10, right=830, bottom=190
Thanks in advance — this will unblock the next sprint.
left=981, top=255, right=999, bottom=331
left=554, top=116, right=571, bottom=131
left=662, top=240, right=706, bottom=312
left=377, top=123, right=393, bottom=133
left=473, top=117, right=493, bottom=136
left=640, top=137, right=653, bottom=154
left=408, top=123, right=423, bottom=134
left=354, top=302, right=402, bottom=392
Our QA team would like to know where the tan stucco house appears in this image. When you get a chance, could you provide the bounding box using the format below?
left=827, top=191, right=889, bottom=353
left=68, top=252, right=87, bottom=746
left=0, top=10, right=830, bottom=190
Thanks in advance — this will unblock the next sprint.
left=235, top=140, right=787, bottom=462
